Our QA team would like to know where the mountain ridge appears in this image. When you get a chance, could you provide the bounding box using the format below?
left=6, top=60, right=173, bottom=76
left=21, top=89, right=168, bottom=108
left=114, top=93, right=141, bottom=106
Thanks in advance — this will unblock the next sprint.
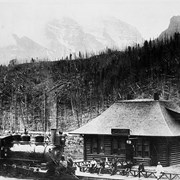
left=0, top=16, right=143, bottom=64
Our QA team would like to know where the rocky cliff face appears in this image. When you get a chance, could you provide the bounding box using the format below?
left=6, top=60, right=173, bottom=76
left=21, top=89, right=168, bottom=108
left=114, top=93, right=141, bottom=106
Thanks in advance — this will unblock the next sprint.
left=45, top=17, right=104, bottom=58
left=159, top=16, right=180, bottom=39
left=45, top=17, right=143, bottom=57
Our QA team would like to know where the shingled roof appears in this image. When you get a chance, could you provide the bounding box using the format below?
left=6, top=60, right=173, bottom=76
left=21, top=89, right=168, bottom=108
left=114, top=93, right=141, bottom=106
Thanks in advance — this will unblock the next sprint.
left=70, top=99, right=180, bottom=136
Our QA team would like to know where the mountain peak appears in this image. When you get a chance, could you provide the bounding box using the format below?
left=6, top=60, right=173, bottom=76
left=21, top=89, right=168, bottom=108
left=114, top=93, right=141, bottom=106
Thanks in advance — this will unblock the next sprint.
left=168, top=16, right=180, bottom=31
left=159, top=15, right=180, bottom=39
left=170, top=15, right=180, bottom=23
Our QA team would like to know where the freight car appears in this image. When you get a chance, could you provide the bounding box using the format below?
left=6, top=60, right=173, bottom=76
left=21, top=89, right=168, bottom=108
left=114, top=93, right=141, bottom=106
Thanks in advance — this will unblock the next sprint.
left=0, top=129, right=78, bottom=179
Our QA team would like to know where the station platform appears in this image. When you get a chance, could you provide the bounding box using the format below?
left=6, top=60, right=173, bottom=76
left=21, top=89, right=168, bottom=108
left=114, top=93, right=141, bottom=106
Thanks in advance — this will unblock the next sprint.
left=75, top=165, right=180, bottom=180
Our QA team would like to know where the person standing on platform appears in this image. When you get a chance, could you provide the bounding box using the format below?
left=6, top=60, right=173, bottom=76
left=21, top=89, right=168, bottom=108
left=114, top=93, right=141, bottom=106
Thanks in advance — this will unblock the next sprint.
left=138, top=163, right=145, bottom=178
left=110, top=156, right=118, bottom=175
left=89, top=158, right=97, bottom=173
left=156, top=162, right=164, bottom=180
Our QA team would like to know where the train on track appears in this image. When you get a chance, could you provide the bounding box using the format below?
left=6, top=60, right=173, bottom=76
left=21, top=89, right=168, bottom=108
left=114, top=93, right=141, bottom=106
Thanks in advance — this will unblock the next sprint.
left=0, top=129, right=78, bottom=180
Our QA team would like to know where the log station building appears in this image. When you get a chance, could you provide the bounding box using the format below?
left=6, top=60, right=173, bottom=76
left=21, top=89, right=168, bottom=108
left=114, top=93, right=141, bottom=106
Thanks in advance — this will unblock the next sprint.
left=71, top=98, right=180, bottom=167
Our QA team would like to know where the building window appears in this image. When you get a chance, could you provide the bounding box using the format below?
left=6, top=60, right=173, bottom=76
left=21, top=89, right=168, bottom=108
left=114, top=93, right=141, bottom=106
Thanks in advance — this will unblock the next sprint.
left=91, top=137, right=98, bottom=154
left=119, top=139, right=126, bottom=154
left=112, top=138, right=118, bottom=154
left=112, top=137, right=126, bottom=155
left=91, top=136, right=105, bottom=154
left=136, top=138, right=150, bottom=158
left=143, top=140, right=150, bottom=157
left=98, top=136, right=104, bottom=154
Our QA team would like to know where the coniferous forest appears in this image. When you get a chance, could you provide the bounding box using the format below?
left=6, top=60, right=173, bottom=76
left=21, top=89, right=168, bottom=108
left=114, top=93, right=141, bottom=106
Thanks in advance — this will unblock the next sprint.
left=0, top=33, right=180, bottom=132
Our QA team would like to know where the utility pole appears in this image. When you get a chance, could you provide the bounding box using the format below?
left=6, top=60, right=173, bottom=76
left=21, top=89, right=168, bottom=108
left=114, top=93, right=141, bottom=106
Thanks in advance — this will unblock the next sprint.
left=25, top=94, right=28, bottom=128
left=44, top=91, right=47, bottom=132
left=56, top=95, right=59, bottom=130
left=0, top=90, right=2, bottom=132
left=14, top=93, right=18, bottom=132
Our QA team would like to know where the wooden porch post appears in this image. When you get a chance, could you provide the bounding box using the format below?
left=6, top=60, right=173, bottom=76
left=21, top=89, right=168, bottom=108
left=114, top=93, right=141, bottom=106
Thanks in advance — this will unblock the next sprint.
left=83, top=135, right=87, bottom=161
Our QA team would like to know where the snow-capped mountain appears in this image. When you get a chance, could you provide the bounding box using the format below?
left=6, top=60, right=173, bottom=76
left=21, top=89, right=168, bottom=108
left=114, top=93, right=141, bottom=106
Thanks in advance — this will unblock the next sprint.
left=83, top=17, right=143, bottom=49
left=0, top=17, right=144, bottom=64
left=159, top=16, right=180, bottom=39
left=45, top=17, right=143, bottom=57
left=45, top=17, right=105, bottom=58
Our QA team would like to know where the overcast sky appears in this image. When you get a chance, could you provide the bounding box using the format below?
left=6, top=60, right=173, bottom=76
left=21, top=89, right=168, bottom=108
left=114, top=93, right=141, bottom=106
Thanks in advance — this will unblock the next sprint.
left=0, top=0, right=179, bottom=45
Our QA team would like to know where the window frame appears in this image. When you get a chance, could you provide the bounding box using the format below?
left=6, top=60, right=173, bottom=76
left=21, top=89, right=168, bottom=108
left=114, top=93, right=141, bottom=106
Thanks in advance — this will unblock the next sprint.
left=135, top=138, right=150, bottom=158
left=111, top=136, right=126, bottom=155
left=91, top=136, right=98, bottom=154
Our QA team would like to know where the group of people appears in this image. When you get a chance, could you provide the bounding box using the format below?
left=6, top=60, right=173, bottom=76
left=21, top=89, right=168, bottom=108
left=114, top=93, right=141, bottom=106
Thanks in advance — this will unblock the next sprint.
left=88, top=157, right=164, bottom=179
left=88, top=157, right=133, bottom=176
left=47, top=153, right=164, bottom=179
left=110, top=157, right=133, bottom=176
left=47, top=154, right=76, bottom=176
left=89, top=158, right=105, bottom=174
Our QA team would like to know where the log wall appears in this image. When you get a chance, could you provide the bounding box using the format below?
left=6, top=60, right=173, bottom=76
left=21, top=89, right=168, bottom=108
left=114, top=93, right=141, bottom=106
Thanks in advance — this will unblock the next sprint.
left=156, top=138, right=169, bottom=167
left=84, top=135, right=126, bottom=161
left=169, top=138, right=180, bottom=165
left=84, top=136, right=180, bottom=167
left=155, top=137, right=180, bottom=166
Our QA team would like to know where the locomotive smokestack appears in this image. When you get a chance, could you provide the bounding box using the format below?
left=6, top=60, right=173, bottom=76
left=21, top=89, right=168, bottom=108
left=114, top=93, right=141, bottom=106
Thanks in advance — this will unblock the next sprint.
left=51, top=129, right=57, bottom=145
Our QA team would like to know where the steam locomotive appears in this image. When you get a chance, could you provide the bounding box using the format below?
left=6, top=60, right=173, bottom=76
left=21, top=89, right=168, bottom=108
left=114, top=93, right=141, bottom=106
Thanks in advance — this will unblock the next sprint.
left=0, top=129, right=78, bottom=179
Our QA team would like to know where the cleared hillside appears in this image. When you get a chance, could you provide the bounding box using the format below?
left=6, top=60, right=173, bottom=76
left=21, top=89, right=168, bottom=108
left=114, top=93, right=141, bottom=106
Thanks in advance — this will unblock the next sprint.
left=0, top=33, right=180, bottom=132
